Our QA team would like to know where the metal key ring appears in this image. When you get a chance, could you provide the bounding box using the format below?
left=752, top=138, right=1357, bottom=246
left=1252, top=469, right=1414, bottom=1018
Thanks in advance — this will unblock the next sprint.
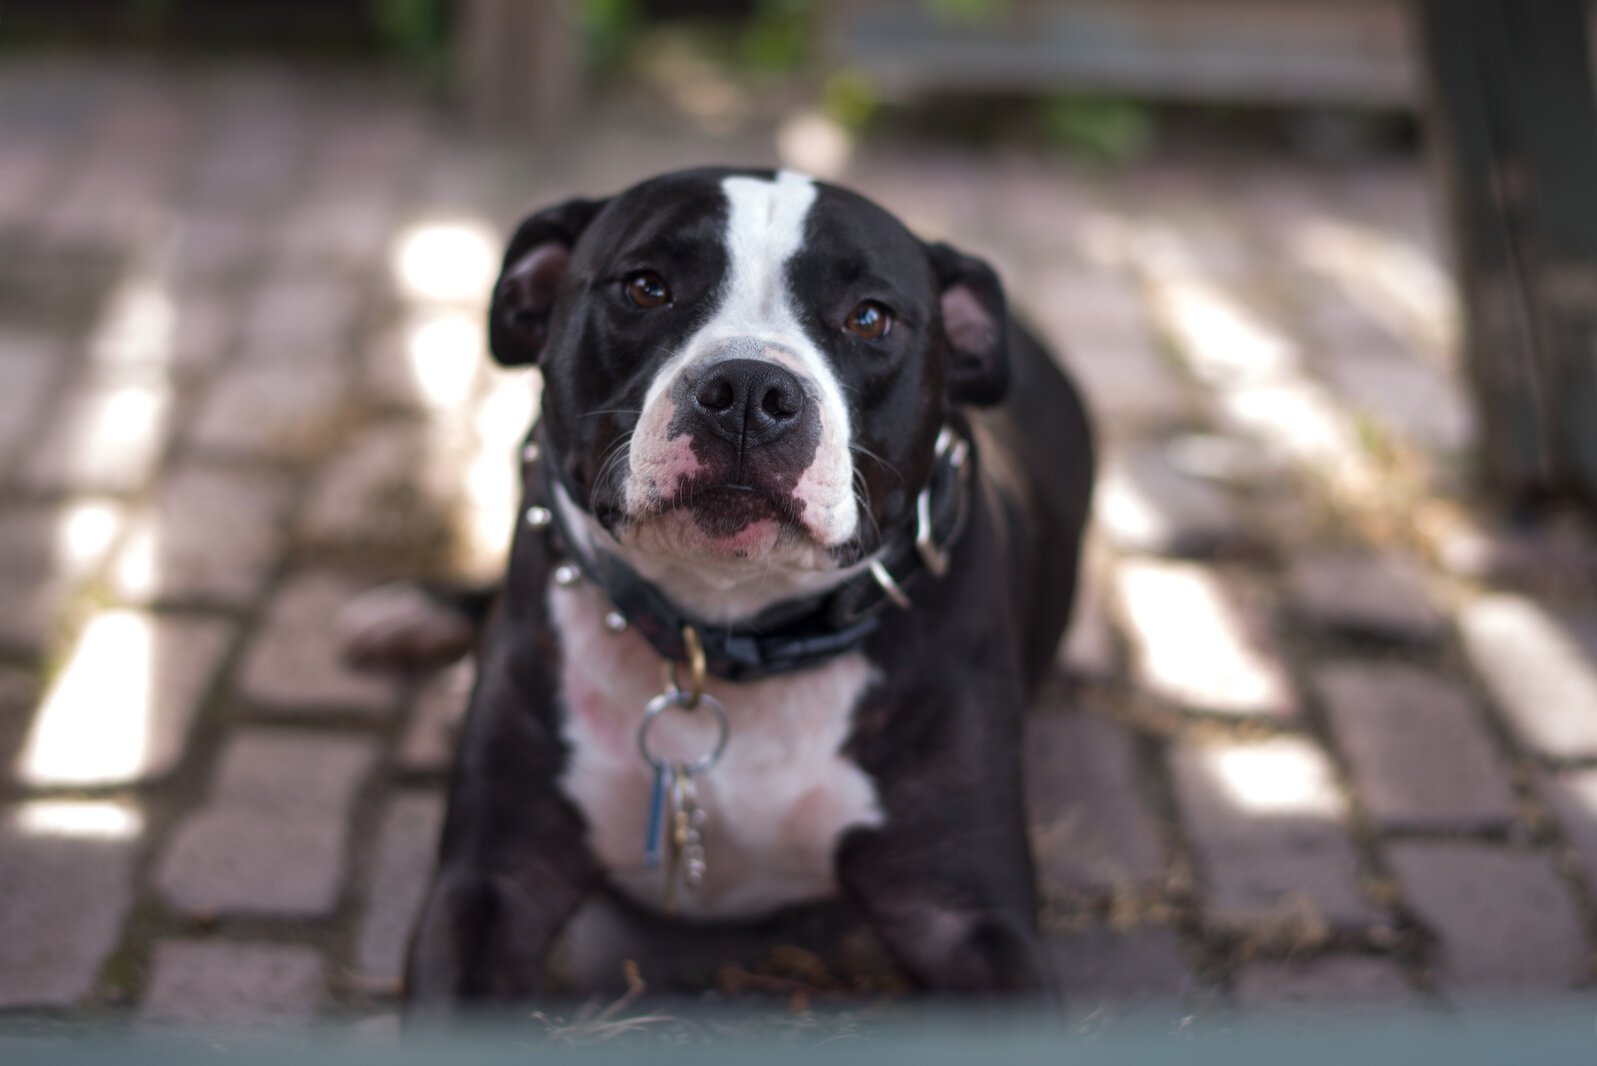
left=637, top=690, right=730, bottom=775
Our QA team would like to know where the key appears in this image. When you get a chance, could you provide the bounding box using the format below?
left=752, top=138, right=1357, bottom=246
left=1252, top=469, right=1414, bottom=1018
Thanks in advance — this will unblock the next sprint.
left=643, top=763, right=672, bottom=869
left=664, top=770, right=688, bottom=913
left=677, top=775, right=707, bottom=889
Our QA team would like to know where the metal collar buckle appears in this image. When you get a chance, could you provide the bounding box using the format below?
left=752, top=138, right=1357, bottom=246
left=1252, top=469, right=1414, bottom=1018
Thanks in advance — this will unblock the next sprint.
left=915, top=426, right=969, bottom=578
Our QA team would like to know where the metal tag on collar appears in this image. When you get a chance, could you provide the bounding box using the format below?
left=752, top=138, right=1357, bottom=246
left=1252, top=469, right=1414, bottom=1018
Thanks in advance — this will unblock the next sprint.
left=915, top=426, right=969, bottom=578
left=869, top=558, right=912, bottom=610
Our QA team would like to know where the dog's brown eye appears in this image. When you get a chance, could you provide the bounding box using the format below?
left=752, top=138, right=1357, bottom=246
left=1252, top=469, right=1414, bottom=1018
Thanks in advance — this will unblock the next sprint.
left=845, top=300, right=891, bottom=340
left=623, top=271, right=671, bottom=309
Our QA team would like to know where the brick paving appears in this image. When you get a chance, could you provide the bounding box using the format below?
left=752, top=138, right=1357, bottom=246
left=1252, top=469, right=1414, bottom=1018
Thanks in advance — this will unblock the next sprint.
left=1, top=61, right=1596, bottom=1035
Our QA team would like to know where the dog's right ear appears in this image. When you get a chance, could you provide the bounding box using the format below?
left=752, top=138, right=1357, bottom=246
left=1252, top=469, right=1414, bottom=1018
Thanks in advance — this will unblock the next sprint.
left=489, top=197, right=608, bottom=366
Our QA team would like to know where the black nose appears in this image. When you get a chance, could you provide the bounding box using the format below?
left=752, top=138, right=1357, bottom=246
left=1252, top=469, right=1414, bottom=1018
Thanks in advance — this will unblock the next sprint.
left=690, top=358, right=806, bottom=449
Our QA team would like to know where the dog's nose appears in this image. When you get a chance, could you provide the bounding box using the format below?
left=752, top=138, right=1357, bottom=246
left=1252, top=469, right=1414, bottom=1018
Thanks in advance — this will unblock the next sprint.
left=690, top=358, right=806, bottom=448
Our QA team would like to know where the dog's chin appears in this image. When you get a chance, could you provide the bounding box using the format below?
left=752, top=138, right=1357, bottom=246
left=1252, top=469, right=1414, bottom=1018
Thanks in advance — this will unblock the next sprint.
left=607, top=485, right=829, bottom=568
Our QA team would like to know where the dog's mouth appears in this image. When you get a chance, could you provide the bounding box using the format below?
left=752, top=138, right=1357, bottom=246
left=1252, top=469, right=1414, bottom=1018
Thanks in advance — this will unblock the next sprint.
left=641, top=479, right=806, bottom=555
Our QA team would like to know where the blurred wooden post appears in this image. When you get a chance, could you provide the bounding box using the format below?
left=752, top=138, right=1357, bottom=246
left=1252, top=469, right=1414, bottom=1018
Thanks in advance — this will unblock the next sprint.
left=1416, top=0, right=1597, bottom=503
left=458, top=0, right=582, bottom=137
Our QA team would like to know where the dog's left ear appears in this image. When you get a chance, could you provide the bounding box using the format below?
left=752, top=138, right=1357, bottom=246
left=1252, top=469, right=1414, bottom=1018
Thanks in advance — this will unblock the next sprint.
left=926, top=242, right=1009, bottom=406
left=489, top=196, right=608, bottom=366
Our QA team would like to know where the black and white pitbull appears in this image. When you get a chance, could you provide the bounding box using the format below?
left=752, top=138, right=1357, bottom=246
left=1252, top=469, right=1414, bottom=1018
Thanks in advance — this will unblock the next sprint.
left=399, top=166, right=1094, bottom=1007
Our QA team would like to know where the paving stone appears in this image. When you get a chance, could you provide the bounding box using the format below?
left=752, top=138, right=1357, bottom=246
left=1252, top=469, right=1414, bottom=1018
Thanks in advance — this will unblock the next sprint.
left=0, top=141, right=63, bottom=226
left=239, top=572, right=401, bottom=714
left=1436, top=515, right=1597, bottom=586
left=0, top=800, right=141, bottom=1008
left=23, top=372, right=172, bottom=494
left=1096, top=445, right=1245, bottom=558
left=0, top=499, right=126, bottom=583
left=110, top=462, right=292, bottom=608
left=156, top=731, right=377, bottom=918
left=188, top=359, right=349, bottom=462
left=1286, top=550, right=1444, bottom=643
left=1233, top=956, right=1417, bottom=1010
left=189, top=116, right=309, bottom=214
left=1023, top=266, right=1190, bottom=428
left=167, top=291, right=238, bottom=372
left=1046, top=926, right=1190, bottom=1015
left=1169, top=737, right=1374, bottom=927
left=361, top=312, right=487, bottom=415
left=277, top=195, right=398, bottom=268
left=1386, top=843, right=1586, bottom=992
left=1302, top=289, right=1472, bottom=454
left=0, top=571, right=70, bottom=655
left=1116, top=559, right=1298, bottom=720
left=1146, top=267, right=1300, bottom=385
left=314, top=107, right=428, bottom=188
left=1213, top=377, right=1377, bottom=498
left=396, top=662, right=473, bottom=775
left=1315, top=663, right=1516, bottom=831
left=1162, top=431, right=1289, bottom=491
left=15, top=610, right=234, bottom=788
left=140, top=940, right=324, bottom=1025
left=1323, top=345, right=1472, bottom=456
left=1057, top=554, right=1118, bottom=682
left=1459, top=594, right=1597, bottom=760
left=170, top=212, right=263, bottom=284
left=0, top=333, right=64, bottom=469
left=355, top=792, right=445, bottom=991
left=44, top=154, right=176, bottom=245
left=1537, top=769, right=1597, bottom=887
left=85, top=276, right=199, bottom=372
left=298, top=419, right=461, bottom=554
left=1025, top=710, right=1163, bottom=899
left=237, top=275, right=361, bottom=364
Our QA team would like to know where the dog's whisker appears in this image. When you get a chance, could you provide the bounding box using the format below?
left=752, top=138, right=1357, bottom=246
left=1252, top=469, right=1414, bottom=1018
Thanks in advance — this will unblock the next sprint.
left=849, top=442, right=904, bottom=486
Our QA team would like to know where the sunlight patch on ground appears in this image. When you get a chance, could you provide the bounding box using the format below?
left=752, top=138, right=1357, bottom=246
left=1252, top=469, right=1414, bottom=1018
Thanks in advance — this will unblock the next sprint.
left=15, top=800, right=144, bottom=841
left=393, top=220, right=500, bottom=304
left=404, top=311, right=484, bottom=411
left=1130, top=223, right=1378, bottom=498
left=1289, top=216, right=1458, bottom=364
left=391, top=213, right=526, bottom=579
left=18, top=611, right=154, bottom=787
left=56, top=499, right=123, bottom=576
left=1149, top=273, right=1300, bottom=384
left=1116, top=559, right=1293, bottom=718
left=1201, top=741, right=1342, bottom=817
left=87, top=273, right=175, bottom=368
left=460, top=370, right=540, bottom=580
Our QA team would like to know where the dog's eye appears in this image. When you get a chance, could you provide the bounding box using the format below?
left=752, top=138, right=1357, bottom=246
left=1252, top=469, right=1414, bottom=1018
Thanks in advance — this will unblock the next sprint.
left=845, top=300, right=892, bottom=340
left=623, top=271, right=671, bottom=309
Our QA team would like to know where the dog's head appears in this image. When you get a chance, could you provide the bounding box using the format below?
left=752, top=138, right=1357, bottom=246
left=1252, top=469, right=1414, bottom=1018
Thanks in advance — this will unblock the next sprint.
left=492, top=168, right=1008, bottom=617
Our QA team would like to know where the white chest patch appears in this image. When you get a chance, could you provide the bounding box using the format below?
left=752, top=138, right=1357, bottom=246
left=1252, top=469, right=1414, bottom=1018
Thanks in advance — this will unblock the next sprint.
left=551, top=579, right=884, bottom=920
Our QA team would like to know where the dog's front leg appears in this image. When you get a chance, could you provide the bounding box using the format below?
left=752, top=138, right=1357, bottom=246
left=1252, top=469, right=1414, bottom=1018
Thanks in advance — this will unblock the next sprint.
left=404, top=662, right=603, bottom=1013
left=836, top=677, right=1057, bottom=1003
left=836, top=819, right=1055, bottom=1000
left=405, top=842, right=598, bottom=1012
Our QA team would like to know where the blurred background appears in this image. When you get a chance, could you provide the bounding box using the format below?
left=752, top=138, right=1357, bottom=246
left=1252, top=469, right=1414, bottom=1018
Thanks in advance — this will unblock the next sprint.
left=1, top=0, right=1596, bottom=1039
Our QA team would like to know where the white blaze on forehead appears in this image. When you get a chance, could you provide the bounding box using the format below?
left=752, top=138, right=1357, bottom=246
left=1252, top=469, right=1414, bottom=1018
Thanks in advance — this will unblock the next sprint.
left=717, top=170, right=819, bottom=331
left=627, top=169, right=859, bottom=548
left=638, top=170, right=829, bottom=411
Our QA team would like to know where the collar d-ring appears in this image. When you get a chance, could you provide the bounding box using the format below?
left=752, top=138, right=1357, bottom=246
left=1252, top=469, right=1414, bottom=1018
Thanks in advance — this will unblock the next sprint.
left=661, top=624, right=707, bottom=708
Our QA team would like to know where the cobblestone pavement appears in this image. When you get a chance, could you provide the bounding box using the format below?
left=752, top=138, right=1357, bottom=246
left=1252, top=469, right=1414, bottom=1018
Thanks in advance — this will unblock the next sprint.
left=2, top=60, right=1596, bottom=1033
